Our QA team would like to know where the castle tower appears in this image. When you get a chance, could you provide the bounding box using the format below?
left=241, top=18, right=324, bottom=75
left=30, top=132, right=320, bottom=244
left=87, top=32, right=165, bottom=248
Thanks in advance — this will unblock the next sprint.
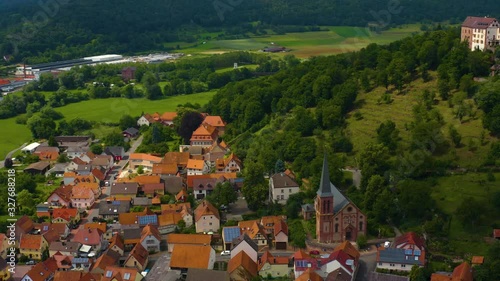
left=315, top=155, right=334, bottom=243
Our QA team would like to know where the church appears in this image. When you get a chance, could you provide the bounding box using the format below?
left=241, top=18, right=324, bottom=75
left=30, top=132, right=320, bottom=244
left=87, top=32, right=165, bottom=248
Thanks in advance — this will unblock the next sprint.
left=315, top=155, right=367, bottom=243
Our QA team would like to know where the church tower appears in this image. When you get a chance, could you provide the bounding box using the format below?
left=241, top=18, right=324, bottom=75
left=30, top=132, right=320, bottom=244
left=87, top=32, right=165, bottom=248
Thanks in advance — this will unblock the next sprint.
left=315, top=155, right=334, bottom=243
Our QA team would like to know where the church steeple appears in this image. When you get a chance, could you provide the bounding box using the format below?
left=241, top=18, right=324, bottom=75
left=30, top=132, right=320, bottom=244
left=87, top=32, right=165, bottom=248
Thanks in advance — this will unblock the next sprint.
left=317, top=154, right=333, bottom=197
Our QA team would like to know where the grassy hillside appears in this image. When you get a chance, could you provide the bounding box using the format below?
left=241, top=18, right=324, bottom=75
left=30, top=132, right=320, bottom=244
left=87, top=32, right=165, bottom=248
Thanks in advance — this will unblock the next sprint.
left=346, top=74, right=496, bottom=169
left=0, top=117, right=31, bottom=159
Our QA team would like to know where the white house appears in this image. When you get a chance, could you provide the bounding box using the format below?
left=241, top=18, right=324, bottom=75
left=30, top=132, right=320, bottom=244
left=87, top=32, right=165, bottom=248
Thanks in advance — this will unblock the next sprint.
left=140, top=225, right=161, bottom=253
left=186, top=159, right=208, bottom=176
left=269, top=173, right=300, bottom=204
left=231, top=233, right=258, bottom=263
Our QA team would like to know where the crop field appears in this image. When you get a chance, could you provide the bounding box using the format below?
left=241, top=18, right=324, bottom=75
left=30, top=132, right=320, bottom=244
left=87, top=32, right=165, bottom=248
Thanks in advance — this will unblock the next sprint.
left=167, top=25, right=421, bottom=58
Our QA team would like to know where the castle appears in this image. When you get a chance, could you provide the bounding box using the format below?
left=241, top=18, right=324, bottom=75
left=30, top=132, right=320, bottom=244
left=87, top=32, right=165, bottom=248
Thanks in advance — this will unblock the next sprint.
left=315, top=156, right=367, bottom=243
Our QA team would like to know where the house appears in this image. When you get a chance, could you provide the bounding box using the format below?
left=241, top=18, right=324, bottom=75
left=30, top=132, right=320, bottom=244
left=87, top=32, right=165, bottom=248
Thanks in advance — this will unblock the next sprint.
left=228, top=251, right=258, bottom=281
left=471, top=256, right=484, bottom=266
left=129, top=153, right=162, bottom=170
left=394, top=232, right=426, bottom=252
left=101, top=266, right=143, bottom=281
left=140, top=224, right=162, bottom=253
left=73, top=182, right=101, bottom=199
left=110, top=182, right=139, bottom=198
left=52, top=251, right=74, bottom=271
left=24, top=161, right=50, bottom=175
left=137, top=114, right=156, bottom=127
left=72, top=228, right=103, bottom=252
left=104, top=146, right=125, bottom=161
left=320, top=250, right=357, bottom=279
left=190, top=124, right=219, bottom=147
left=461, top=16, right=500, bottom=51
left=239, top=220, right=268, bottom=247
left=53, top=271, right=102, bottom=281
left=316, top=155, right=367, bottom=243
left=36, top=202, right=51, bottom=218
left=493, top=229, right=500, bottom=240
left=159, top=112, right=177, bottom=126
left=47, top=163, right=69, bottom=177
left=49, top=241, right=81, bottom=257
left=430, top=262, right=473, bottom=281
left=222, top=227, right=242, bottom=251
left=162, top=176, right=184, bottom=194
left=98, top=200, right=131, bottom=219
left=142, top=183, right=165, bottom=197
left=160, top=203, right=193, bottom=228
left=55, top=136, right=91, bottom=148
left=19, top=234, right=48, bottom=260
left=137, top=214, right=158, bottom=227
left=37, top=223, right=70, bottom=241
left=123, top=127, right=139, bottom=139
left=216, top=153, right=242, bottom=173
left=170, top=244, right=216, bottom=273
left=152, top=163, right=178, bottom=176
left=71, top=185, right=95, bottom=209
left=257, top=251, right=290, bottom=278
left=166, top=234, right=212, bottom=253
left=0, top=234, right=8, bottom=259
left=194, top=200, right=220, bottom=233
left=131, top=174, right=161, bottom=186
left=376, top=247, right=425, bottom=272
left=262, top=46, right=286, bottom=52
left=260, top=216, right=286, bottom=236
left=204, top=141, right=229, bottom=167
left=91, top=155, right=114, bottom=171
left=91, top=249, right=121, bottom=274
left=176, top=188, right=188, bottom=202
left=15, top=215, right=35, bottom=241
left=269, top=172, right=300, bottom=204
left=21, top=142, right=41, bottom=154
left=186, top=159, right=208, bottom=175
left=21, top=257, right=58, bottom=281
left=296, top=268, right=323, bottom=281
left=186, top=268, right=230, bottom=281
left=75, top=164, right=92, bottom=176
left=122, top=66, right=136, bottom=81
left=202, top=115, right=226, bottom=135
left=124, top=243, right=149, bottom=271
left=158, top=213, right=184, bottom=234
left=274, top=220, right=289, bottom=250
left=46, top=185, right=73, bottom=208
left=0, top=259, right=11, bottom=281
left=193, top=177, right=220, bottom=199
left=301, top=204, right=315, bottom=220
left=162, top=152, right=190, bottom=171
left=34, top=150, right=59, bottom=162
left=66, top=146, right=90, bottom=160
left=231, top=233, right=259, bottom=263
left=51, top=208, right=80, bottom=224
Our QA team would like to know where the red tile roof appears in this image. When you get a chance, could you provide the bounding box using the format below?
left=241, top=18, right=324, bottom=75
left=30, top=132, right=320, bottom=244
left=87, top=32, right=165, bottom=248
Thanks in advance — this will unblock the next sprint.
left=20, top=234, right=43, bottom=250
left=273, top=220, right=288, bottom=236
left=257, top=251, right=289, bottom=271
left=296, top=268, right=323, bottom=281
left=194, top=200, right=220, bottom=221
left=170, top=244, right=214, bottom=269
left=471, top=256, right=484, bottom=265
left=101, top=266, right=140, bottom=281
left=73, top=228, right=103, bottom=246
left=126, top=243, right=149, bottom=268
left=394, top=232, right=425, bottom=250
left=462, top=16, right=497, bottom=29
left=91, top=168, right=106, bottom=181
left=228, top=251, right=258, bottom=278
left=334, top=241, right=360, bottom=261
left=52, top=208, right=79, bottom=221
left=203, top=116, right=225, bottom=127
left=141, top=224, right=162, bottom=242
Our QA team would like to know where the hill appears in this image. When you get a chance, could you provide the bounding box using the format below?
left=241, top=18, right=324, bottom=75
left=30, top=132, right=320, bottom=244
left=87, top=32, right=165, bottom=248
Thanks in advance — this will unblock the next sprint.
left=0, top=0, right=499, bottom=63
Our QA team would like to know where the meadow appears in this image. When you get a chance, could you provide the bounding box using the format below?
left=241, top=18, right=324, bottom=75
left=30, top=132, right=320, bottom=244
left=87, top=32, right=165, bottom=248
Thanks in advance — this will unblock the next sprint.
left=0, top=91, right=217, bottom=159
left=166, top=25, right=422, bottom=58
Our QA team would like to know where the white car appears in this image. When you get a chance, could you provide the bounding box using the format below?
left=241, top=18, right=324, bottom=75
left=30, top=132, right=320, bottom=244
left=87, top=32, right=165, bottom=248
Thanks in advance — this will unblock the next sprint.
left=220, top=250, right=230, bottom=256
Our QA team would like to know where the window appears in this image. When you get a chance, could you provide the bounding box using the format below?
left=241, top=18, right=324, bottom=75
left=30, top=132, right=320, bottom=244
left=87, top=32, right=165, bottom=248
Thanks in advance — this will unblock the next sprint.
left=390, top=264, right=395, bottom=267
left=347, top=206, right=353, bottom=212
left=209, top=223, right=212, bottom=226
left=378, top=263, right=382, bottom=266
left=289, top=188, right=291, bottom=193
left=281, top=189, right=284, bottom=193
left=359, top=222, right=363, bottom=231
left=401, top=264, right=406, bottom=268
left=335, top=223, right=339, bottom=233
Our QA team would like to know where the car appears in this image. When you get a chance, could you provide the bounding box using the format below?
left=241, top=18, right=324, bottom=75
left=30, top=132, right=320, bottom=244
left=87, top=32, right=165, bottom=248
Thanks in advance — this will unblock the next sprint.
left=220, top=250, right=230, bottom=256
left=309, top=250, right=320, bottom=256
left=384, top=241, right=391, bottom=248
left=26, top=260, right=35, bottom=265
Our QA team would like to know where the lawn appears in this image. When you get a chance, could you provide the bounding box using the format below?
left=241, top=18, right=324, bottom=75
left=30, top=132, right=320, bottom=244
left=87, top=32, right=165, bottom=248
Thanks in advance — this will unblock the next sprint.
left=54, top=91, right=217, bottom=122
left=167, top=25, right=421, bottom=58
left=345, top=74, right=497, bottom=168
left=431, top=172, right=500, bottom=256
left=215, top=64, right=259, bottom=73
left=0, top=117, right=32, bottom=160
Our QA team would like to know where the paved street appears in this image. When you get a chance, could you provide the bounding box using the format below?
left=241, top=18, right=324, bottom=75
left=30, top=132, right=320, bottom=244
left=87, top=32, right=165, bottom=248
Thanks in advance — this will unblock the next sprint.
left=356, top=250, right=377, bottom=281
left=0, top=142, right=27, bottom=169
left=146, top=252, right=181, bottom=281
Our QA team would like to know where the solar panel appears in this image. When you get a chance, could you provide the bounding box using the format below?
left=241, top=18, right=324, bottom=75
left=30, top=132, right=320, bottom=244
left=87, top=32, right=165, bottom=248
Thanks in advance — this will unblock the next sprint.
left=43, top=225, right=49, bottom=231
left=73, top=258, right=89, bottom=263
left=138, top=215, right=158, bottom=225
left=405, top=249, right=413, bottom=255
left=414, top=250, right=421, bottom=256
left=112, top=201, right=121, bottom=205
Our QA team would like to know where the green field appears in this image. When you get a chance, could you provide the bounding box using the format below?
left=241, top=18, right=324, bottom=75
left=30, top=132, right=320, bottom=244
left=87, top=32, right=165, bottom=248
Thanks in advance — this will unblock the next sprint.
left=345, top=74, right=497, bottom=168
left=0, top=91, right=217, bottom=159
left=0, top=118, right=32, bottom=160
left=54, top=91, right=216, bottom=122
left=167, top=25, right=421, bottom=58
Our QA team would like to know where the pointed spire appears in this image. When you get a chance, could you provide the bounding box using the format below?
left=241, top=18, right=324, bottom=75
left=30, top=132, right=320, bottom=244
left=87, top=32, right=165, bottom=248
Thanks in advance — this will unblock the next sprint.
left=317, top=154, right=333, bottom=197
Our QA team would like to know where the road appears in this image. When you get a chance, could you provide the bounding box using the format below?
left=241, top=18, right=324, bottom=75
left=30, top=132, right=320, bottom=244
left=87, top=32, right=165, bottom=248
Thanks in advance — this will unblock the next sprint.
left=0, top=142, right=28, bottom=169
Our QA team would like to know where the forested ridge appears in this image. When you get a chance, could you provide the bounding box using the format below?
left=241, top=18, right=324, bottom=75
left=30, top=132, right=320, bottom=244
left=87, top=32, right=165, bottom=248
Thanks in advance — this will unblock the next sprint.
left=0, top=0, right=499, bottom=63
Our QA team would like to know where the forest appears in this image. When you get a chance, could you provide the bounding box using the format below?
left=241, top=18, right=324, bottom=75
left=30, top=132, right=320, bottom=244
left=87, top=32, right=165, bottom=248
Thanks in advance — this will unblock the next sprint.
left=0, top=0, right=499, bottom=63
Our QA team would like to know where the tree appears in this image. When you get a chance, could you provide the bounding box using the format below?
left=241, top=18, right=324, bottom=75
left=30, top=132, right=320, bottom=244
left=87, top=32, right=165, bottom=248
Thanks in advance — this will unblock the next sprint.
left=119, top=114, right=136, bottom=130
left=455, top=197, right=484, bottom=227
left=409, top=265, right=427, bottom=281
left=358, top=143, right=390, bottom=190
left=363, top=175, right=386, bottom=211
left=356, top=234, right=367, bottom=249
left=160, top=195, right=172, bottom=204
left=48, top=135, right=58, bottom=147
left=16, top=173, right=37, bottom=193
left=448, top=125, right=462, bottom=147
left=90, top=144, right=103, bottom=155
left=176, top=110, right=204, bottom=144
left=104, top=131, right=125, bottom=147
left=17, top=190, right=34, bottom=212
left=207, top=182, right=238, bottom=207
left=27, top=115, right=56, bottom=139
left=376, top=120, right=400, bottom=151
left=137, top=165, right=144, bottom=174
left=4, top=158, right=13, bottom=168
left=57, top=154, right=69, bottom=163
left=275, top=159, right=285, bottom=174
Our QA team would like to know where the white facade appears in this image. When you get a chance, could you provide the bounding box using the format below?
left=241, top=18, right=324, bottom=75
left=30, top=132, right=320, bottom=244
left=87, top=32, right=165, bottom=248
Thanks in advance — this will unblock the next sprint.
left=137, top=116, right=150, bottom=126
left=472, top=28, right=488, bottom=50
left=270, top=186, right=300, bottom=204
left=195, top=215, right=220, bottom=233
left=231, top=242, right=258, bottom=263
left=141, top=235, right=161, bottom=253
left=376, top=262, right=413, bottom=272
left=320, top=260, right=354, bottom=279
left=183, top=213, right=193, bottom=227
left=207, top=248, right=216, bottom=270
